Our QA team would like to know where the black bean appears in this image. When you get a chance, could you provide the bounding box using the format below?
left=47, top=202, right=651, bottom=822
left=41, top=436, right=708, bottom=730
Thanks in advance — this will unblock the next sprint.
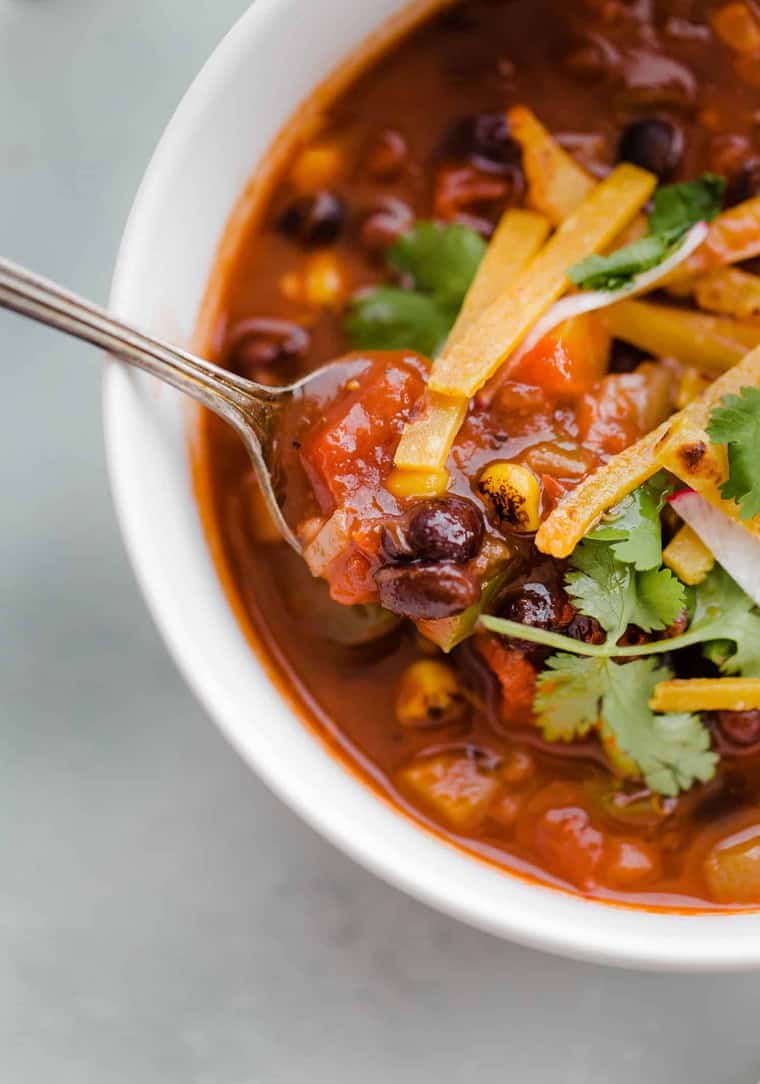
left=375, top=562, right=480, bottom=620
left=442, top=112, right=522, bottom=173
left=226, top=318, right=310, bottom=378
left=278, top=190, right=345, bottom=246
left=503, top=581, right=572, bottom=630
left=565, top=613, right=606, bottom=646
left=716, top=710, right=760, bottom=748
left=725, top=162, right=760, bottom=208
left=406, top=497, right=484, bottom=564
left=617, top=118, right=683, bottom=181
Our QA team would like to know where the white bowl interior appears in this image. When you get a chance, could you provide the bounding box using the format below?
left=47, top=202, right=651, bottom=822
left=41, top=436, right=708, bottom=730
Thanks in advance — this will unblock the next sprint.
left=104, top=0, right=760, bottom=969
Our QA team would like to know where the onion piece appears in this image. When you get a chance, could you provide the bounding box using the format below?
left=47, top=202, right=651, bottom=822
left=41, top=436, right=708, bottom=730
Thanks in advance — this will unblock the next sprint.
left=511, top=220, right=710, bottom=365
left=668, top=487, right=760, bottom=607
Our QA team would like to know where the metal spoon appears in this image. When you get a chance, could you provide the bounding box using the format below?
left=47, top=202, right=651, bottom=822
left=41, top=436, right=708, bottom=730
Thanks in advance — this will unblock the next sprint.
left=0, top=256, right=323, bottom=553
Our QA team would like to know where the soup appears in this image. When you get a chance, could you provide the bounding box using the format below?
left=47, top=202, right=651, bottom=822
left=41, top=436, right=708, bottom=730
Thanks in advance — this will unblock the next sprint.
left=197, top=0, right=760, bottom=907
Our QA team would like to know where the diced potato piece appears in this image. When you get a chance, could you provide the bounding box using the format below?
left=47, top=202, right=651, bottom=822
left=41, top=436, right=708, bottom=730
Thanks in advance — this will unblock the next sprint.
left=663, top=524, right=715, bottom=585
left=394, top=393, right=467, bottom=472
left=395, top=660, right=467, bottom=728
left=535, top=421, right=670, bottom=558
left=478, top=461, right=541, bottom=532
left=429, top=164, right=656, bottom=400
left=704, top=826, right=760, bottom=905
left=666, top=196, right=760, bottom=283
left=650, top=678, right=760, bottom=713
left=394, top=209, right=550, bottom=473
left=654, top=344, right=760, bottom=538
left=602, top=300, right=760, bottom=374
left=397, top=754, right=502, bottom=831
left=507, top=105, right=595, bottom=226
left=711, top=2, right=760, bottom=52
left=678, top=267, right=760, bottom=320
left=385, top=466, right=449, bottom=499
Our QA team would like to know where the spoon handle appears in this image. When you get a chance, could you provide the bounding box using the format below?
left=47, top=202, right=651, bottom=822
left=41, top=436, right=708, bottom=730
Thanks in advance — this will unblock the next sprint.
left=0, top=256, right=303, bottom=553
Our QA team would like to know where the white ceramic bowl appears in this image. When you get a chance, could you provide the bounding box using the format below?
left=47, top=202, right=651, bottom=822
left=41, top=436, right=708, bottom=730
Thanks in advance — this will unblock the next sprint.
left=105, top=0, right=760, bottom=970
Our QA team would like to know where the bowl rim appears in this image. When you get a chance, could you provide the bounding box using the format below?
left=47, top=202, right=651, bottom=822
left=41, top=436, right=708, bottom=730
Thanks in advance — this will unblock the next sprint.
left=103, top=0, right=760, bottom=971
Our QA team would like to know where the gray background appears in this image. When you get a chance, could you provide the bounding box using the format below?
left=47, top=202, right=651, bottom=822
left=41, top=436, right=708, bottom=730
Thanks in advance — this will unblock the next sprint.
left=1, top=1, right=759, bottom=1081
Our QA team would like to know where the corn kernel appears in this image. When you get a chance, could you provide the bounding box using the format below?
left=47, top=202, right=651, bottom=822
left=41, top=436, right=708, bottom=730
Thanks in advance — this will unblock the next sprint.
left=395, top=660, right=467, bottom=728
left=477, top=461, right=541, bottom=532
left=675, top=368, right=711, bottom=410
left=386, top=467, right=449, bottom=499
left=279, top=270, right=303, bottom=302
left=663, top=525, right=715, bottom=586
left=304, top=252, right=345, bottom=308
left=290, top=143, right=343, bottom=192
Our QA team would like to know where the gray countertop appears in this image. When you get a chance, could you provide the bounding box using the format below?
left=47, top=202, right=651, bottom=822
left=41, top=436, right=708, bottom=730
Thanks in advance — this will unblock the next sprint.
left=2, top=2, right=760, bottom=1081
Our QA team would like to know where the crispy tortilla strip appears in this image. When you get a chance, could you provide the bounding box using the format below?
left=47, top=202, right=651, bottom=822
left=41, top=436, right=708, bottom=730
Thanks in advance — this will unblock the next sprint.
left=537, top=344, right=760, bottom=557
left=670, top=266, right=760, bottom=320
left=665, top=195, right=760, bottom=284
left=654, top=345, right=760, bottom=538
left=429, top=164, right=656, bottom=401
left=602, top=299, right=760, bottom=374
left=650, top=679, right=760, bottom=713
left=534, top=423, right=669, bottom=558
left=507, top=106, right=595, bottom=225
left=394, top=208, right=549, bottom=473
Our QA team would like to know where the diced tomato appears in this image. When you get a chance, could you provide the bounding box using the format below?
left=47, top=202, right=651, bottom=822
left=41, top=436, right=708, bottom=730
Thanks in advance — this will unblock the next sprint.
left=577, top=364, right=673, bottom=455
left=511, top=314, right=610, bottom=400
left=300, top=352, right=428, bottom=513
left=525, top=783, right=607, bottom=891
left=476, top=634, right=537, bottom=725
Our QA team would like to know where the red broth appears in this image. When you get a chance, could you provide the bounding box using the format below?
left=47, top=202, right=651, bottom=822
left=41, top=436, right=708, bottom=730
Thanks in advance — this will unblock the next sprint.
left=195, top=0, right=760, bottom=908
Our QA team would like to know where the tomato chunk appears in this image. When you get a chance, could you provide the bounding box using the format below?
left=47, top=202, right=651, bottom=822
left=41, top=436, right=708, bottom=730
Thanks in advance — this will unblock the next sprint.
left=511, top=314, right=610, bottom=399
left=300, top=352, right=427, bottom=512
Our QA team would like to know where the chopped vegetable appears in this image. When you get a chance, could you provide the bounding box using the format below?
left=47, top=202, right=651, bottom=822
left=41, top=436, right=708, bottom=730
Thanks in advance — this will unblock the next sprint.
left=385, top=466, right=450, bottom=498
left=711, top=2, right=760, bottom=53
left=650, top=677, right=760, bottom=713
left=507, top=105, right=595, bottom=225
left=428, top=163, right=657, bottom=400
left=394, top=208, right=550, bottom=473
left=396, top=753, right=501, bottom=831
left=509, top=312, right=611, bottom=398
left=477, top=461, right=541, bottom=533
left=395, top=660, right=467, bottom=727
left=663, top=524, right=715, bottom=585
left=534, top=654, right=716, bottom=796
left=708, top=386, right=760, bottom=519
left=569, top=175, right=724, bottom=291
left=418, top=567, right=512, bottom=653
left=668, top=489, right=760, bottom=606
left=704, top=826, right=760, bottom=905
left=345, top=221, right=486, bottom=355
left=602, top=299, right=760, bottom=373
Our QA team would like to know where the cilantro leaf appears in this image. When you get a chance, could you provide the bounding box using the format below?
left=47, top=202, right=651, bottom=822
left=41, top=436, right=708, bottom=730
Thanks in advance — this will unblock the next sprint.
left=534, top=654, right=606, bottom=740
left=648, top=174, right=725, bottom=240
left=707, top=386, right=760, bottom=520
left=588, top=475, right=672, bottom=570
left=345, top=286, right=454, bottom=357
left=345, top=221, right=485, bottom=356
left=534, top=655, right=717, bottom=796
left=568, top=174, right=725, bottom=291
left=630, top=567, right=687, bottom=632
left=388, top=221, right=486, bottom=310
left=565, top=542, right=635, bottom=638
left=600, top=659, right=716, bottom=798
left=694, top=567, right=760, bottom=677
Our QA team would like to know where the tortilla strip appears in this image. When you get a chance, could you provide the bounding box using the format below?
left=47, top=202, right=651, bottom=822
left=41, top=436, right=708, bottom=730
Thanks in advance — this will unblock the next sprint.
left=394, top=208, right=549, bottom=473
left=429, top=164, right=656, bottom=400
left=536, top=344, right=760, bottom=557
left=507, top=105, right=595, bottom=226
left=668, top=266, right=760, bottom=320
left=650, top=679, right=760, bottom=713
left=602, top=299, right=760, bottom=374
left=665, top=195, right=760, bottom=284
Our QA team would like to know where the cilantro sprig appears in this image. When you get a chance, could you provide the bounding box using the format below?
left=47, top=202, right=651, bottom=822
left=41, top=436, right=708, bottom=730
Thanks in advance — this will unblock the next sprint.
left=708, top=386, right=760, bottom=520
left=568, top=174, right=725, bottom=291
left=345, top=221, right=486, bottom=356
left=587, top=473, right=674, bottom=571
left=535, top=655, right=716, bottom=797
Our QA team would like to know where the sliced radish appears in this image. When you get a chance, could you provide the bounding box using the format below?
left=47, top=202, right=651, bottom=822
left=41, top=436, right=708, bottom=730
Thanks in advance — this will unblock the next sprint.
left=669, top=488, right=760, bottom=607
left=512, top=220, right=710, bottom=365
